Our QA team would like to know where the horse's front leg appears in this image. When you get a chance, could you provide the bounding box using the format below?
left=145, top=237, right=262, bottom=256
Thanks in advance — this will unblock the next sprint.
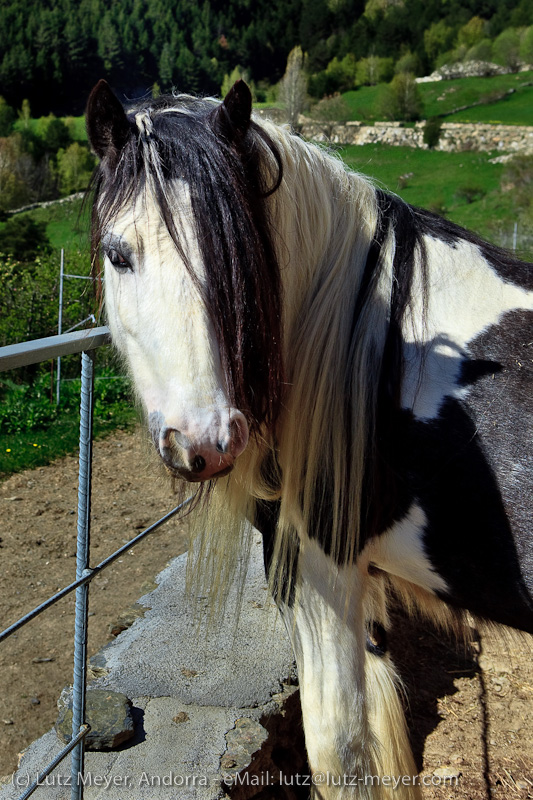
left=280, top=536, right=421, bottom=800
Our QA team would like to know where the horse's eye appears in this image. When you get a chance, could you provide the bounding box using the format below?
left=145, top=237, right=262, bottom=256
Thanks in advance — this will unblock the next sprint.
left=106, top=248, right=132, bottom=273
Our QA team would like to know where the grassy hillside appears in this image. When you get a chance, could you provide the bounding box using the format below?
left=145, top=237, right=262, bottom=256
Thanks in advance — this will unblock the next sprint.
left=340, top=144, right=527, bottom=255
left=16, top=196, right=91, bottom=257
left=342, top=70, right=533, bottom=124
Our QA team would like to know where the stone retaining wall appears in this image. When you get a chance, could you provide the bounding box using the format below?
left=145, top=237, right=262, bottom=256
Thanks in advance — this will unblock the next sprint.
left=299, top=120, right=533, bottom=155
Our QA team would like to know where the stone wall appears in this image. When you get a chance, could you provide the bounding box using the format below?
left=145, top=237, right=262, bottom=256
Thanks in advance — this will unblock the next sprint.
left=299, top=120, right=533, bottom=155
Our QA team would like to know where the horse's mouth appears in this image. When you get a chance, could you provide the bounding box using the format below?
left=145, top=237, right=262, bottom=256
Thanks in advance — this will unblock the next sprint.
left=164, top=463, right=235, bottom=482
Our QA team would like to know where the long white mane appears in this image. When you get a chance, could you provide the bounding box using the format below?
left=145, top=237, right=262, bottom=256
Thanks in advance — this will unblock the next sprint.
left=187, top=118, right=397, bottom=608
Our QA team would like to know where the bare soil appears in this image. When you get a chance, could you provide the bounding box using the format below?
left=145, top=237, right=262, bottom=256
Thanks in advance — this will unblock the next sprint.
left=1, top=430, right=532, bottom=798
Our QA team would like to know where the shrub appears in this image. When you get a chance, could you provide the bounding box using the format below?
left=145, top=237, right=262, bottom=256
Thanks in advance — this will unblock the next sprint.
left=308, top=94, right=351, bottom=137
left=0, top=216, right=51, bottom=259
left=454, top=184, right=486, bottom=204
left=378, top=73, right=422, bottom=121
left=423, top=117, right=443, bottom=149
left=501, top=154, right=533, bottom=222
left=0, top=369, right=133, bottom=436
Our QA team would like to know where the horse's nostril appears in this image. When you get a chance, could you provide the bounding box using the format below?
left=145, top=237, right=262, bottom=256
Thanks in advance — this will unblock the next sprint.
left=216, top=441, right=228, bottom=454
left=190, top=455, right=206, bottom=473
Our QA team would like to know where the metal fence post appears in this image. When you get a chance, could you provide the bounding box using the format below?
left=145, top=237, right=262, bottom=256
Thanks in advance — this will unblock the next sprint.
left=56, top=250, right=64, bottom=406
left=71, top=350, right=95, bottom=798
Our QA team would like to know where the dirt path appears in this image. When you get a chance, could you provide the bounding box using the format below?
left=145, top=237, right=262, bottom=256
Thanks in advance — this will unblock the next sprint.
left=0, top=430, right=532, bottom=798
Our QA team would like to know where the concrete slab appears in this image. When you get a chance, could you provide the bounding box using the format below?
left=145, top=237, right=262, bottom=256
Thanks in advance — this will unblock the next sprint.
left=1, top=532, right=296, bottom=800
left=91, top=531, right=293, bottom=707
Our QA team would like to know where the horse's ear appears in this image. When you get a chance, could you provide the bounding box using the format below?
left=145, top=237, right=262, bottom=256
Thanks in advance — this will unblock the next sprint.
left=86, top=79, right=130, bottom=161
left=213, top=79, right=252, bottom=142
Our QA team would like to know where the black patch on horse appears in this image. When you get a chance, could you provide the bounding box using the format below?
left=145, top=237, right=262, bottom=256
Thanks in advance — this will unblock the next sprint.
left=255, top=499, right=299, bottom=608
left=388, top=311, right=533, bottom=634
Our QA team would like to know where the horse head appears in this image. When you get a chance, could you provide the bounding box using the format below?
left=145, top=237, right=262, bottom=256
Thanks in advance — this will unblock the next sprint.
left=86, top=80, right=283, bottom=482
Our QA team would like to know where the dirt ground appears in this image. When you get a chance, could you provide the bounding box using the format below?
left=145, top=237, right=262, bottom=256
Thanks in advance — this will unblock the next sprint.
left=0, top=428, right=190, bottom=778
left=1, top=429, right=532, bottom=798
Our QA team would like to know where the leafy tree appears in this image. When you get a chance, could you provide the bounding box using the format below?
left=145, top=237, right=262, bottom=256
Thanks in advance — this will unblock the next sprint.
left=466, top=39, right=494, bottom=62
left=176, top=45, right=200, bottom=93
left=44, top=118, right=71, bottom=152
left=0, top=136, right=32, bottom=211
left=279, top=46, right=308, bottom=129
left=379, top=72, right=422, bottom=121
left=308, top=93, right=350, bottom=138
left=519, top=25, right=533, bottom=64
left=364, top=0, right=404, bottom=20
left=394, top=50, right=421, bottom=75
left=423, top=21, right=455, bottom=66
left=502, top=154, right=533, bottom=221
left=355, top=55, right=394, bottom=86
left=457, top=17, right=487, bottom=50
left=159, top=42, right=175, bottom=88
left=56, top=143, right=95, bottom=195
left=324, top=54, right=358, bottom=92
left=98, top=12, right=122, bottom=73
left=18, top=99, right=31, bottom=131
left=493, top=27, right=522, bottom=70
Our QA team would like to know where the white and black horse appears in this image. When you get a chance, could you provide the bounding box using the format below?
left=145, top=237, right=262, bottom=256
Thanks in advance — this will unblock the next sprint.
left=86, top=79, right=532, bottom=799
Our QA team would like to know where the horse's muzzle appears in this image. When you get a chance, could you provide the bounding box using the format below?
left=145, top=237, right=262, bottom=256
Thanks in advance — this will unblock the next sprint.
left=151, top=411, right=249, bottom=482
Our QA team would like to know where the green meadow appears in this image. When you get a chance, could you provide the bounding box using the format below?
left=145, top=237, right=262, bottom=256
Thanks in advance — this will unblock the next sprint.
left=342, top=70, right=533, bottom=125
left=339, top=144, right=518, bottom=247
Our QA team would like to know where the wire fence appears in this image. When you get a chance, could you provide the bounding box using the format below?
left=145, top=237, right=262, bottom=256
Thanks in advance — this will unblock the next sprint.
left=0, top=328, right=192, bottom=800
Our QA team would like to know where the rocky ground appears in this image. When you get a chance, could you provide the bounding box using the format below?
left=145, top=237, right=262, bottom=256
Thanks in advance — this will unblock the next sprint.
left=0, top=429, right=532, bottom=798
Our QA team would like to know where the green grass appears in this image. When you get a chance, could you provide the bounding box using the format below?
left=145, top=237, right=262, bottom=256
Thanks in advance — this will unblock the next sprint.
left=342, top=86, right=389, bottom=122
left=339, top=144, right=524, bottom=251
left=445, top=85, right=533, bottom=124
left=342, top=71, right=533, bottom=125
left=3, top=196, right=91, bottom=260
left=0, top=408, right=136, bottom=476
left=0, top=361, right=137, bottom=477
left=419, top=71, right=533, bottom=120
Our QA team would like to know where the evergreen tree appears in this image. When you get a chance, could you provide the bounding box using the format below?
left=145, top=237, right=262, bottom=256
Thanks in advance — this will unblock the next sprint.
left=0, top=97, right=15, bottom=136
